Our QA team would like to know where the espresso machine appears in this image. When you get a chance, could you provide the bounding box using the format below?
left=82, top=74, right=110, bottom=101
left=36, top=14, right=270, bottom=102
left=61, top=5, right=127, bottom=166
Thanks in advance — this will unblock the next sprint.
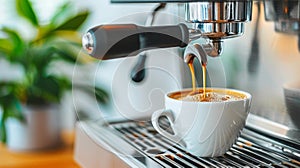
left=74, top=1, right=300, bottom=167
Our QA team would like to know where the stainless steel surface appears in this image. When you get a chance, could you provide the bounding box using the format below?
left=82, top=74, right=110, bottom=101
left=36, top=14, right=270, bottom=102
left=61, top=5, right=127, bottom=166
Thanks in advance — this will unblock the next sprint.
left=247, top=114, right=300, bottom=143
left=185, top=1, right=252, bottom=56
left=209, top=40, right=223, bottom=56
left=191, top=21, right=245, bottom=39
left=264, top=0, right=300, bottom=34
left=75, top=121, right=162, bottom=168
left=185, top=2, right=252, bottom=23
left=264, top=0, right=300, bottom=51
left=76, top=114, right=300, bottom=168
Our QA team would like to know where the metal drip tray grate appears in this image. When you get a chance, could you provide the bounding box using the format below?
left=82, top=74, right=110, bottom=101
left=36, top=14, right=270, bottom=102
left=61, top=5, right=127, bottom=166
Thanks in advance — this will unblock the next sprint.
left=110, top=120, right=300, bottom=168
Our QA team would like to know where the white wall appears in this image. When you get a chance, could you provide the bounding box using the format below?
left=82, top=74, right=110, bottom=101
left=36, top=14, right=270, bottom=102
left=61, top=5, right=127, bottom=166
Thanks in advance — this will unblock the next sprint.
left=74, top=0, right=157, bottom=27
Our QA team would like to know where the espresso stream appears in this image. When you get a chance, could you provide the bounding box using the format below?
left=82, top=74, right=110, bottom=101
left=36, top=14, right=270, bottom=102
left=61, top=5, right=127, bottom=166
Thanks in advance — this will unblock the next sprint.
left=188, top=61, right=207, bottom=98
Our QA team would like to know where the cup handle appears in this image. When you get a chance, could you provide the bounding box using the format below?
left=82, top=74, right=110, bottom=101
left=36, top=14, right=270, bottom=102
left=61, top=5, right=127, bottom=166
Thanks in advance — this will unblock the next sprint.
left=151, top=109, right=182, bottom=143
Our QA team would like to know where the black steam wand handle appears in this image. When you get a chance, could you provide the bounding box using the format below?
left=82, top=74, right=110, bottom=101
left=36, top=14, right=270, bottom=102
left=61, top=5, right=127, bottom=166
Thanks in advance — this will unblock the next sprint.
left=82, top=23, right=189, bottom=60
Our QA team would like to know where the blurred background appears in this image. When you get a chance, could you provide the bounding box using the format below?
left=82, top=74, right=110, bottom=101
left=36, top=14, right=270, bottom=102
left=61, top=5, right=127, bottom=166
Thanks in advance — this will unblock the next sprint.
left=0, top=0, right=159, bottom=132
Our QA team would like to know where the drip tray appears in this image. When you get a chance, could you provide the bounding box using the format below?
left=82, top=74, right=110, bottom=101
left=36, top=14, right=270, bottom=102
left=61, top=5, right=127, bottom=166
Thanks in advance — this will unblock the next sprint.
left=109, top=119, right=300, bottom=168
left=75, top=115, right=300, bottom=168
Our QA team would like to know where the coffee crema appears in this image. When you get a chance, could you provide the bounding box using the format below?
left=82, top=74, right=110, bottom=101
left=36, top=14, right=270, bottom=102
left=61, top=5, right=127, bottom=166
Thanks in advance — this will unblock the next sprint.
left=169, top=88, right=246, bottom=102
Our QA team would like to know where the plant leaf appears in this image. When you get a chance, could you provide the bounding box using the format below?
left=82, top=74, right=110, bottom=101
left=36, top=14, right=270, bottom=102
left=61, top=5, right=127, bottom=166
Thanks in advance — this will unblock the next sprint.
left=51, top=45, right=78, bottom=63
left=1, top=28, right=25, bottom=59
left=0, top=110, right=7, bottom=143
left=6, top=100, right=25, bottom=122
left=51, top=31, right=81, bottom=43
left=55, top=11, right=89, bottom=31
left=0, top=94, right=25, bottom=143
left=50, top=3, right=72, bottom=27
left=0, top=38, right=13, bottom=55
left=16, top=0, right=39, bottom=27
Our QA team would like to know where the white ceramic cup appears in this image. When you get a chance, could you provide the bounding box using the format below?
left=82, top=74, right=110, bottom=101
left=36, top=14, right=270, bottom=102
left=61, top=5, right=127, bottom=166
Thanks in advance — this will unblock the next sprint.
left=151, top=88, right=252, bottom=157
left=283, top=81, right=300, bottom=128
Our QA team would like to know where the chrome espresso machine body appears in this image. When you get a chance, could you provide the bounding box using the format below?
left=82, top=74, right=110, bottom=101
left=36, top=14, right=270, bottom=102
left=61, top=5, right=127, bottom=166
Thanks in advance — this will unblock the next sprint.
left=75, top=1, right=300, bottom=167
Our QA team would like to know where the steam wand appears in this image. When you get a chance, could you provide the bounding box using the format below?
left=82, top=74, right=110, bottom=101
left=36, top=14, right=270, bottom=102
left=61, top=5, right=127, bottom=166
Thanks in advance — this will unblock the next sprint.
left=131, top=3, right=166, bottom=83
left=247, top=1, right=260, bottom=74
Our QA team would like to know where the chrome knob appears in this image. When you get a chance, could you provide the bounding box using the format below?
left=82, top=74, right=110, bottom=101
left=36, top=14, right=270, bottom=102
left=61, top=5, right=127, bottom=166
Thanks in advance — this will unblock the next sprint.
left=82, top=32, right=94, bottom=55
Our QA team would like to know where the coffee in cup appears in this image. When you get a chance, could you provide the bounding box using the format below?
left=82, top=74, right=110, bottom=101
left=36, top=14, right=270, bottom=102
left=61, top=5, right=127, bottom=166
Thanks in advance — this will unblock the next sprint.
left=170, top=88, right=246, bottom=102
left=151, top=88, right=251, bottom=157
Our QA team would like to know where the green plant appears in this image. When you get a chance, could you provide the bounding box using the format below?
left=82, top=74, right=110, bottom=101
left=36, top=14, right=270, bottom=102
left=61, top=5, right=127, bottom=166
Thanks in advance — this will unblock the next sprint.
left=0, top=0, right=108, bottom=143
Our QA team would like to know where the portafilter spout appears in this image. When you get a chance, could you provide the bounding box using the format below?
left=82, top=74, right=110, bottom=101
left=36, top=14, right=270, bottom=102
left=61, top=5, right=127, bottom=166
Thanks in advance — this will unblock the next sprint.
left=184, top=43, right=208, bottom=66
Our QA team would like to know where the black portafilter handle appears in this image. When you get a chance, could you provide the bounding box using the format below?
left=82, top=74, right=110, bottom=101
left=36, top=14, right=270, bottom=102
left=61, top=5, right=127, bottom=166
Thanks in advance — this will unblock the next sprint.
left=82, top=23, right=189, bottom=60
